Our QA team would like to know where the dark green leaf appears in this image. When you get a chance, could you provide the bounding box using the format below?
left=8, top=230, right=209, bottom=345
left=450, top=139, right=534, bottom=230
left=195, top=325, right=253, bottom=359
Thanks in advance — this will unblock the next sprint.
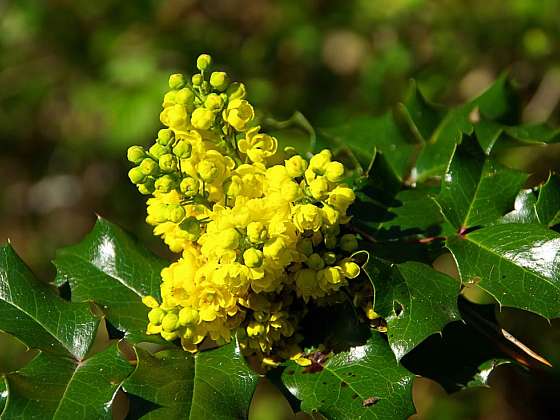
left=402, top=299, right=510, bottom=392
left=504, top=124, right=560, bottom=145
left=0, top=244, right=99, bottom=359
left=2, top=342, right=133, bottom=419
left=396, top=80, right=445, bottom=144
left=437, top=140, right=527, bottom=229
left=447, top=224, right=560, bottom=319
left=535, top=173, right=560, bottom=226
left=367, top=260, right=461, bottom=360
left=282, top=332, right=415, bottom=420
left=413, top=74, right=517, bottom=180
left=123, top=338, right=260, bottom=419
left=54, top=218, right=167, bottom=341
left=499, top=189, right=539, bottom=224
left=320, top=112, right=418, bottom=181
left=0, top=378, right=7, bottom=413
left=376, top=189, right=447, bottom=237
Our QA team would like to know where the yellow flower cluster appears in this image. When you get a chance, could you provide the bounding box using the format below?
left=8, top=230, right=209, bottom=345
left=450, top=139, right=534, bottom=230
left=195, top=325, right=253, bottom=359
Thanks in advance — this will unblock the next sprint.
left=128, top=54, right=363, bottom=362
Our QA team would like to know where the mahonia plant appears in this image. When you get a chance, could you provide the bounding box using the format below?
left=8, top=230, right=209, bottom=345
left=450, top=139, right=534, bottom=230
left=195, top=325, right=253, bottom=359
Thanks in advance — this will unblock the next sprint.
left=1, top=54, right=560, bottom=420
left=126, top=54, right=367, bottom=364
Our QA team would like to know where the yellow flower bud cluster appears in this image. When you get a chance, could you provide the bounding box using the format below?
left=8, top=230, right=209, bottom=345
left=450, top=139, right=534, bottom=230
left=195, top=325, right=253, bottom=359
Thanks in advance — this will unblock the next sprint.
left=128, top=54, right=365, bottom=362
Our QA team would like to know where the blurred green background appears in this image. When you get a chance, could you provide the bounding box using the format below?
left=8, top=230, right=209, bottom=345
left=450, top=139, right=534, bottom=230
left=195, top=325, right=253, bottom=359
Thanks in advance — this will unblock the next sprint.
left=1, top=0, right=560, bottom=418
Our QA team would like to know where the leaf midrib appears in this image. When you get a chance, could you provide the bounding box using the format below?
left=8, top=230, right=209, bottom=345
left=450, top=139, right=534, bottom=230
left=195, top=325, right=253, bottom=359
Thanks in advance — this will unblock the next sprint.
left=462, top=234, right=560, bottom=291
left=58, top=249, right=145, bottom=298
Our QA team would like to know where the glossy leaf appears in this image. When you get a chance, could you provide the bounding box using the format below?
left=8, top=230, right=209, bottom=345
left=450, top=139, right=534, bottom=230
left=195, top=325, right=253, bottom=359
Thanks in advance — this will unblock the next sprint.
left=535, top=173, right=560, bottom=226
left=437, top=140, right=527, bottom=229
left=499, top=189, right=539, bottom=224
left=123, top=338, right=260, bottom=419
left=320, top=112, right=418, bottom=181
left=0, top=378, right=7, bottom=413
left=54, top=217, right=167, bottom=340
left=282, top=332, right=415, bottom=420
left=2, top=342, right=133, bottom=419
left=367, top=260, right=461, bottom=360
left=447, top=224, right=560, bottom=319
left=0, top=244, right=99, bottom=360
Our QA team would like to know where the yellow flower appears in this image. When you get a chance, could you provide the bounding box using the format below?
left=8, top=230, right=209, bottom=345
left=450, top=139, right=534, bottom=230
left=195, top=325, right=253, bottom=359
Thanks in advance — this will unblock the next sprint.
left=293, top=204, right=323, bottom=232
left=223, top=98, right=254, bottom=131
left=327, top=185, right=355, bottom=213
left=238, top=127, right=278, bottom=163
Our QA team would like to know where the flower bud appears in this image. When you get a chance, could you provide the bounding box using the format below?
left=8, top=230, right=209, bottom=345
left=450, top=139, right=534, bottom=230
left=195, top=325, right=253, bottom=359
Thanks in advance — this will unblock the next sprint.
left=226, top=82, right=246, bottom=101
left=161, top=330, right=178, bottom=341
left=155, top=174, right=177, bottom=193
left=318, top=266, right=343, bottom=287
left=296, top=238, right=314, bottom=256
left=340, top=234, right=358, bottom=252
left=339, top=260, right=360, bottom=279
left=325, top=161, right=345, bottom=183
left=139, top=158, right=159, bottom=176
left=179, top=307, right=200, bottom=326
left=180, top=217, right=201, bottom=241
left=172, top=140, right=192, bottom=159
left=244, top=248, right=264, bottom=268
left=325, top=234, right=337, bottom=249
left=323, top=251, right=337, bottom=265
left=148, top=308, right=165, bottom=325
left=166, top=205, right=186, bottom=223
left=127, top=146, right=145, bottom=164
left=180, top=177, right=199, bottom=198
left=138, top=179, right=155, bottom=195
left=146, top=323, right=162, bottom=335
left=192, top=74, right=203, bottom=86
left=149, top=143, right=169, bottom=159
left=157, top=129, right=175, bottom=146
left=175, top=87, right=195, bottom=106
left=196, top=54, right=212, bottom=71
left=147, top=202, right=168, bottom=223
left=210, top=71, right=230, bottom=91
left=161, top=312, right=179, bottom=332
left=169, top=73, right=186, bottom=90
left=191, top=107, right=215, bottom=130
left=159, top=154, right=177, bottom=172
left=128, top=167, right=146, bottom=184
left=306, top=253, right=325, bottom=270
left=204, top=93, right=224, bottom=111
left=166, top=104, right=189, bottom=129
left=162, top=91, right=177, bottom=108
left=285, top=155, right=308, bottom=178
